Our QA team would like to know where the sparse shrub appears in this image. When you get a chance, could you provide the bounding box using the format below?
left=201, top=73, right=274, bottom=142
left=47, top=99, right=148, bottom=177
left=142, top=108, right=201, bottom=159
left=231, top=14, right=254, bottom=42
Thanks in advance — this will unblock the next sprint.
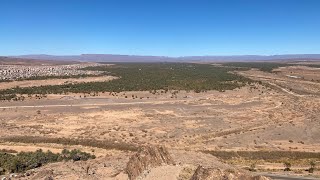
left=0, top=167, right=5, bottom=175
left=249, top=162, right=257, bottom=172
left=204, top=150, right=320, bottom=161
left=0, top=149, right=18, bottom=153
left=1, top=136, right=138, bottom=152
left=309, top=161, right=316, bottom=173
left=60, top=149, right=95, bottom=161
left=284, top=161, right=291, bottom=171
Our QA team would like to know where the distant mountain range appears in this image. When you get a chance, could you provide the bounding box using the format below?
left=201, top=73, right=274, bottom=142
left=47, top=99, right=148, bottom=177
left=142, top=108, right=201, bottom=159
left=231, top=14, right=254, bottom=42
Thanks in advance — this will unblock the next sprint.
left=10, top=54, right=320, bottom=62
left=0, top=56, right=78, bottom=65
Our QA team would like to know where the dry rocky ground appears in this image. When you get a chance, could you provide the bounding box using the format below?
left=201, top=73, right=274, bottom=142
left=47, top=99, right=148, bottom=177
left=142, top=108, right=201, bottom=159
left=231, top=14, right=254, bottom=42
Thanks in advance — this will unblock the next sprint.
left=0, top=65, right=320, bottom=179
left=0, top=76, right=117, bottom=90
left=0, top=146, right=271, bottom=180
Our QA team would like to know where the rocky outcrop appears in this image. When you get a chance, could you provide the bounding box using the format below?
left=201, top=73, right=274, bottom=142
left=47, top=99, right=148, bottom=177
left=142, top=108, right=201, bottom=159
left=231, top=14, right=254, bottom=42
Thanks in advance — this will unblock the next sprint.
left=125, top=146, right=175, bottom=180
left=190, top=166, right=271, bottom=180
left=31, top=169, right=54, bottom=180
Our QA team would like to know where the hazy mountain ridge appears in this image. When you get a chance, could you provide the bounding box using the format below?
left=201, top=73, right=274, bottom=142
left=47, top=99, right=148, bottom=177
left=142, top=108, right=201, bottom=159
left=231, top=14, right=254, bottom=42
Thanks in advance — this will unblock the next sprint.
left=11, top=54, right=320, bottom=62
left=0, top=56, right=78, bottom=65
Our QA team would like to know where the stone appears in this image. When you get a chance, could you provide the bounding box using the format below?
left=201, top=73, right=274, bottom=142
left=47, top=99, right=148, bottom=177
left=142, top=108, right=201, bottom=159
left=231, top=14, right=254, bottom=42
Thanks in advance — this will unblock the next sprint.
left=126, top=145, right=175, bottom=180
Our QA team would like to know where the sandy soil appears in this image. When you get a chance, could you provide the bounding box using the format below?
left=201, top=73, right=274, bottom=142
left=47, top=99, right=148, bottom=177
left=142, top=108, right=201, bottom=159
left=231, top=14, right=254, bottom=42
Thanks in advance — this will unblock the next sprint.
left=0, top=84, right=319, bottom=153
left=237, top=68, right=320, bottom=96
left=0, top=76, right=117, bottom=89
left=1, top=64, right=320, bottom=179
left=274, top=65, right=320, bottom=82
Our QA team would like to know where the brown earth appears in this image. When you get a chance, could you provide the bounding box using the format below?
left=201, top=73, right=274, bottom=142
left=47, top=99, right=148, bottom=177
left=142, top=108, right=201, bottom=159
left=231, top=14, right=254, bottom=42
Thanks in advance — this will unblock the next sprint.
left=3, top=146, right=271, bottom=180
left=190, top=166, right=270, bottom=180
left=0, top=76, right=117, bottom=89
left=0, top=64, right=320, bottom=179
left=126, top=146, right=175, bottom=179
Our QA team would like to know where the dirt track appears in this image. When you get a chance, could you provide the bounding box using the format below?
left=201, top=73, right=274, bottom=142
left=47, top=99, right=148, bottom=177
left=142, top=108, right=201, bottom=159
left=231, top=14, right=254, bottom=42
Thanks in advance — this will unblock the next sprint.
left=1, top=83, right=319, bottom=153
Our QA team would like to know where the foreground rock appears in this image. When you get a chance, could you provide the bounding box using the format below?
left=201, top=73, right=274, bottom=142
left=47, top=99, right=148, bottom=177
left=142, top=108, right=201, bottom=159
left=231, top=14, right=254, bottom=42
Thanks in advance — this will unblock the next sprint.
left=2, top=147, right=273, bottom=180
left=126, top=146, right=175, bottom=180
left=191, top=166, right=271, bottom=180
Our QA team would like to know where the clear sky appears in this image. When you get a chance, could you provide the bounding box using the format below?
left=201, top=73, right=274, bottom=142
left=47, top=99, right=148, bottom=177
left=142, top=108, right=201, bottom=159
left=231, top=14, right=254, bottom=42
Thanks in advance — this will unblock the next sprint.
left=1, top=0, right=319, bottom=56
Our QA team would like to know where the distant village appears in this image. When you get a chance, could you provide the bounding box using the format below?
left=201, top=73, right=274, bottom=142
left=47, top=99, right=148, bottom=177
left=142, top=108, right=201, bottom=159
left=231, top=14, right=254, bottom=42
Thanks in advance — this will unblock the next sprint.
left=0, top=63, right=104, bottom=81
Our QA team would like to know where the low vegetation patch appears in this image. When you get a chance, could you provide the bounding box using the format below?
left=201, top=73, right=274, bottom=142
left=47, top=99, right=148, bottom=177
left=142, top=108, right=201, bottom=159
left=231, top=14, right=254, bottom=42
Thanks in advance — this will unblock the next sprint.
left=222, top=62, right=289, bottom=72
left=0, top=149, right=95, bottom=174
left=0, top=63, right=254, bottom=100
left=205, top=150, right=320, bottom=162
left=206, top=150, right=319, bottom=172
left=222, top=62, right=320, bottom=72
left=0, top=149, right=18, bottom=154
left=1, top=136, right=139, bottom=152
left=0, top=74, right=105, bottom=83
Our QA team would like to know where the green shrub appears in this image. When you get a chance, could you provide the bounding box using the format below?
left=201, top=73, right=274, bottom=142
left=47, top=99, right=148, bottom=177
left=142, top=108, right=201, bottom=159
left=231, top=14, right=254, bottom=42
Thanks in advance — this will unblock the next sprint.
left=284, top=161, right=291, bottom=171
left=0, top=149, right=95, bottom=174
left=60, top=149, right=96, bottom=161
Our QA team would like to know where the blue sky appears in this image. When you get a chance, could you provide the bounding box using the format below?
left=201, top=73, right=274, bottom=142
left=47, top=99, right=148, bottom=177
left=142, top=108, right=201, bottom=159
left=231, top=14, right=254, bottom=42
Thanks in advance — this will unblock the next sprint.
left=1, top=0, right=319, bottom=56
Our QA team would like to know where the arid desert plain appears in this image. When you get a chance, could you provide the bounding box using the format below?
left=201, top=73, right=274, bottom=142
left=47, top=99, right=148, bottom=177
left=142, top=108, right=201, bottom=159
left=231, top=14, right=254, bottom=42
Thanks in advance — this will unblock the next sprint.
left=0, top=60, right=320, bottom=180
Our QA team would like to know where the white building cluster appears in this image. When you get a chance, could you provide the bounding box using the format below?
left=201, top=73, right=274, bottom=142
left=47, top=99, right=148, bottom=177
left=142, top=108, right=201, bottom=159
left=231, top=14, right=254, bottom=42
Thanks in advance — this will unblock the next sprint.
left=0, top=63, right=104, bottom=81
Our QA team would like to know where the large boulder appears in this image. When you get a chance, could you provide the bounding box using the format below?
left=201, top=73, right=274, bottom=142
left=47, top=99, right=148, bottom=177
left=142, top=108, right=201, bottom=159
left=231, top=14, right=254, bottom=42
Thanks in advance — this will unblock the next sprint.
left=191, top=166, right=271, bottom=180
left=32, top=169, right=54, bottom=180
left=126, top=146, right=175, bottom=180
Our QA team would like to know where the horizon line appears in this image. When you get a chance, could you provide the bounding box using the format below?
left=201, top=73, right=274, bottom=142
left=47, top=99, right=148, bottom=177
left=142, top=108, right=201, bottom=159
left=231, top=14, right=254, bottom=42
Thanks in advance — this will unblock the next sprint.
left=5, top=53, right=320, bottom=58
